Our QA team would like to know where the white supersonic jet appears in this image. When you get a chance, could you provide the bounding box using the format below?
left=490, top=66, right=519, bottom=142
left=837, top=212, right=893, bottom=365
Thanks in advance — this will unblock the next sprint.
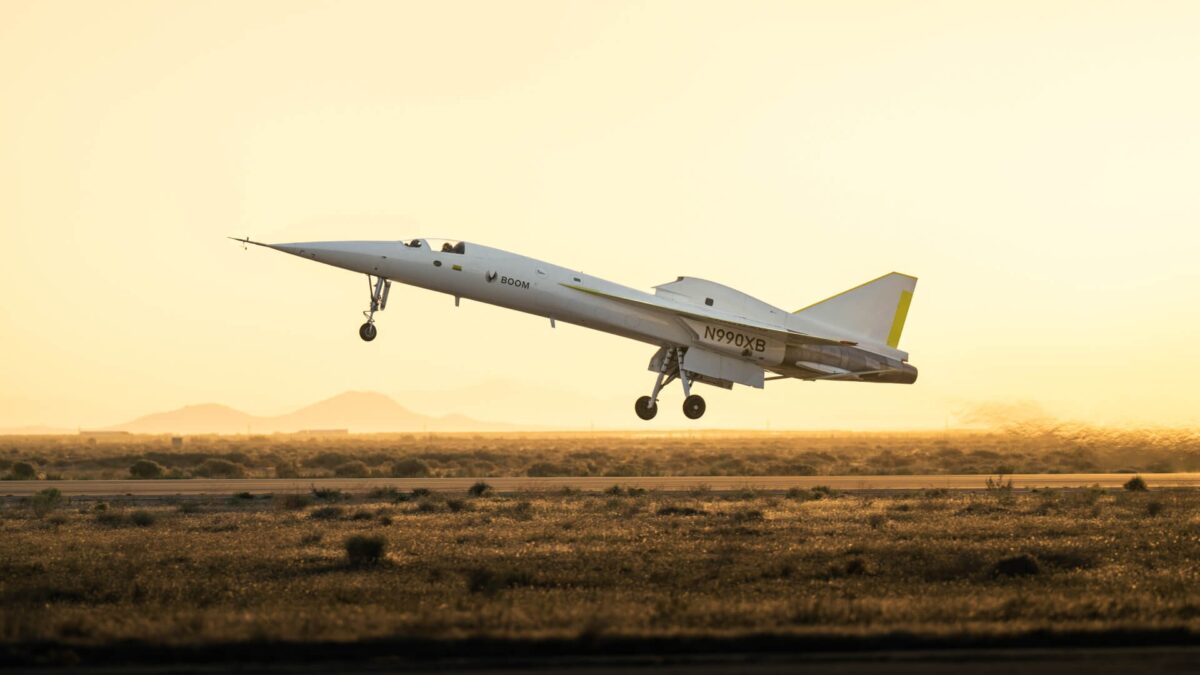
left=232, top=237, right=918, bottom=420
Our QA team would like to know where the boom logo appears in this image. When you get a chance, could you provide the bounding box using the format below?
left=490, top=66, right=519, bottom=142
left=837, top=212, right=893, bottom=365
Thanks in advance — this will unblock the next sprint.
left=501, top=276, right=530, bottom=290
left=703, top=325, right=766, bottom=352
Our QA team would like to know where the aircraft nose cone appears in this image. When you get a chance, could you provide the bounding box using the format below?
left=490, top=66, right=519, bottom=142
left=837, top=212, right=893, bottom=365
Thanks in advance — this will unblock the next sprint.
left=270, top=241, right=383, bottom=273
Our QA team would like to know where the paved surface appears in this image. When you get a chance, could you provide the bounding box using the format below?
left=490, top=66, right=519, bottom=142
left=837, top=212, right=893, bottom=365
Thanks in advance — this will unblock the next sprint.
left=2, top=473, right=1197, bottom=497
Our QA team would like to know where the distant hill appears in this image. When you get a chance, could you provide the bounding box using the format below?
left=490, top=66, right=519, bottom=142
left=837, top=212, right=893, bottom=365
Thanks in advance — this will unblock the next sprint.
left=107, top=391, right=515, bottom=434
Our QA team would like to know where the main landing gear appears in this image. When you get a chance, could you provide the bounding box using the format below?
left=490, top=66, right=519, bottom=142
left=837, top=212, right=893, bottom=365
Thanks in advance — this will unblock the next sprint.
left=359, top=275, right=391, bottom=342
left=634, top=347, right=706, bottom=421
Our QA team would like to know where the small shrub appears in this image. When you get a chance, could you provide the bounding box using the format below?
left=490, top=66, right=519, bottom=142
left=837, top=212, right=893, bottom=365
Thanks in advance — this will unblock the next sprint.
left=446, top=498, right=470, bottom=512
left=274, top=462, right=300, bottom=479
left=30, top=488, right=63, bottom=517
left=277, top=493, right=312, bottom=510
left=786, top=487, right=820, bottom=501
left=1146, top=500, right=1165, bottom=517
left=46, top=513, right=68, bottom=527
left=232, top=491, right=255, bottom=501
left=129, top=460, right=165, bottom=479
left=411, top=488, right=432, bottom=498
left=509, top=500, right=534, bottom=520
left=867, top=514, right=888, bottom=530
left=466, top=567, right=533, bottom=595
left=657, top=505, right=705, bottom=517
left=414, top=499, right=441, bottom=513
left=627, top=487, right=647, bottom=497
left=731, top=508, right=765, bottom=523
left=811, top=485, right=838, bottom=497
left=350, top=510, right=374, bottom=521
left=605, top=485, right=625, bottom=496
left=177, top=501, right=201, bottom=514
left=829, top=557, right=870, bottom=578
left=311, top=488, right=345, bottom=501
left=526, top=462, right=566, bottom=477
left=129, top=510, right=156, bottom=527
left=468, top=481, right=493, bottom=497
left=992, top=553, right=1040, bottom=578
left=986, top=475, right=1013, bottom=491
left=9, top=462, right=37, bottom=480
left=367, top=487, right=402, bottom=501
left=345, top=534, right=386, bottom=567
left=96, top=511, right=125, bottom=527
left=843, top=557, right=869, bottom=576
left=334, top=461, right=370, bottom=478
left=193, top=459, right=246, bottom=479
left=1124, top=476, right=1149, bottom=492
left=391, top=458, right=431, bottom=478
left=309, top=506, right=345, bottom=520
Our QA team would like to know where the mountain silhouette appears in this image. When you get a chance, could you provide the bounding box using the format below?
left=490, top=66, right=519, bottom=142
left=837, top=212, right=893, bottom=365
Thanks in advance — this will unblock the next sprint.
left=107, top=391, right=513, bottom=434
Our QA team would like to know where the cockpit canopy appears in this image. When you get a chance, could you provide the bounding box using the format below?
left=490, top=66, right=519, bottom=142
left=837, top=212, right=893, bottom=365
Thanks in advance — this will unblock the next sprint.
left=403, top=239, right=465, bottom=254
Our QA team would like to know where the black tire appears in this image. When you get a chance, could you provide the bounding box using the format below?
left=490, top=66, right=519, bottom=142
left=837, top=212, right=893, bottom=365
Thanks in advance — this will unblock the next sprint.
left=683, top=394, right=706, bottom=420
left=634, top=396, right=658, bottom=421
left=359, top=322, right=377, bottom=342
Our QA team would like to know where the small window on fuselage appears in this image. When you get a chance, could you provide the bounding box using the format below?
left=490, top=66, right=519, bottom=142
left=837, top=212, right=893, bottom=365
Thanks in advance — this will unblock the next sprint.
left=705, top=297, right=714, bottom=306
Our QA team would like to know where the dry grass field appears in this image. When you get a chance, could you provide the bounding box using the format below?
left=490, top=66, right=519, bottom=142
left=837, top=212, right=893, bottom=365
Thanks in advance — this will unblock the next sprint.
left=2, top=481, right=1199, bottom=667
left=3, top=427, right=1199, bottom=481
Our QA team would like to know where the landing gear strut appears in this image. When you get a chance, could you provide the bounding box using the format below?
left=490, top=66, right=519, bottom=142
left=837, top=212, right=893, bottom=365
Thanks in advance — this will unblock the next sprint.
left=635, top=347, right=706, bottom=421
left=360, top=275, right=391, bottom=342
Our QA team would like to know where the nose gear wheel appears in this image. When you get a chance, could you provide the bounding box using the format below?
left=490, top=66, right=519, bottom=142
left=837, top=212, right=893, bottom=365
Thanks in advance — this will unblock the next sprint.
left=360, top=275, right=391, bottom=341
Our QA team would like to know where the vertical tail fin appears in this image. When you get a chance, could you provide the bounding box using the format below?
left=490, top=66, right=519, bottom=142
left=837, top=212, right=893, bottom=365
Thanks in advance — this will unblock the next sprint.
left=791, top=273, right=917, bottom=350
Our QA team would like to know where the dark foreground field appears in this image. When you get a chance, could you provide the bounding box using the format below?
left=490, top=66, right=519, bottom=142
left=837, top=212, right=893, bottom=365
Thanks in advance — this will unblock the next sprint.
left=2, top=482, right=1199, bottom=669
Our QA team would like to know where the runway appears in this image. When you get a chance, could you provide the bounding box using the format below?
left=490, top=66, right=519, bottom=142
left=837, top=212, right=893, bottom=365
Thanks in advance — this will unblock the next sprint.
left=3, top=473, right=1199, bottom=497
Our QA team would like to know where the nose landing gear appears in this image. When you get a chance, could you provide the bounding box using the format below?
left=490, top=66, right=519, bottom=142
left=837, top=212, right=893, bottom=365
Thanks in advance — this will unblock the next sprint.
left=635, top=347, right=706, bottom=421
left=360, top=275, right=391, bottom=342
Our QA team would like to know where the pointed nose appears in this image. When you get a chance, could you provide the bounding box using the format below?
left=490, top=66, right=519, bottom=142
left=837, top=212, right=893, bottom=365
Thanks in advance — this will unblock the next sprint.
left=271, top=241, right=384, bottom=273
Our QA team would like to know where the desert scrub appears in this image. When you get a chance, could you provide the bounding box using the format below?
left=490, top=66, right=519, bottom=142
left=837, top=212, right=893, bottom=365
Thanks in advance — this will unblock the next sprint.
left=129, top=459, right=166, bottom=479
left=344, top=534, right=386, bottom=566
left=276, top=493, right=313, bottom=510
left=4, top=489, right=1200, bottom=651
left=192, top=459, right=246, bottom=478
left=29, top=488, right=63, bottom=518
left=1124, top=475, right=1149, bottom=491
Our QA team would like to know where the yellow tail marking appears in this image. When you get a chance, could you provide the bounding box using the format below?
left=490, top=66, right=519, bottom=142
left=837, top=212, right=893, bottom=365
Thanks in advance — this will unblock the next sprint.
left=886, top=290, right=913, bottom=348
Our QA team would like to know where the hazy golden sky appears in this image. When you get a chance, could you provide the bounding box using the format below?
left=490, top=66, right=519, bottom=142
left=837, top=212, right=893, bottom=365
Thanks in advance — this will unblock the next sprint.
left=2, top=1, right=1198, bottom=429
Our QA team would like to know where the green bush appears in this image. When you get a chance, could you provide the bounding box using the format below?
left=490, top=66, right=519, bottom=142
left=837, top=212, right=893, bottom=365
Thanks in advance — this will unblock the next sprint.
left=9, top=462, right=37, bottom=480
left=334, top=461, right=370, bottom=478
left=311, top=488, right=345, bottom=501
left=992, top=553, right=1040, bottom=578
left=129, top=460, right=165, bottom=479
left=344, top=534, right=386, bottom=567
left=1124, top=476, right=1149, bottom=491
left=130, top=510, right=156, bottom=527
left=274, top=462, right=300, bottom=479
left=277, top=493, right=312, bottom=510
left=193, top=459, right=246, bottom=478
left=391, top=458, right=431, bottom=477
left=30, top=488, right=62, bottom=517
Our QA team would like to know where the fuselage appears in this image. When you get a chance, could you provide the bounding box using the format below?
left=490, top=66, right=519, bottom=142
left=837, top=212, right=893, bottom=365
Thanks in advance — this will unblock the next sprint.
left=268, top=238, right=916, bottom=384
